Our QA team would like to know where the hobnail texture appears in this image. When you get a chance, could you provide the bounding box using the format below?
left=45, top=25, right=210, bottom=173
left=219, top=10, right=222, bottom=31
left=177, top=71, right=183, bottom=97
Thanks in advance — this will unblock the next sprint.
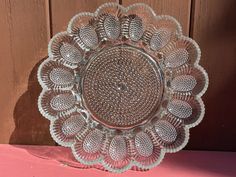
left=37, top=2, right=208, bottom=173
left=135, top=132, right=154, bottom=157
left=82, top=46, right=163, bottom=129
left=97, top=14, right=121, bottom=40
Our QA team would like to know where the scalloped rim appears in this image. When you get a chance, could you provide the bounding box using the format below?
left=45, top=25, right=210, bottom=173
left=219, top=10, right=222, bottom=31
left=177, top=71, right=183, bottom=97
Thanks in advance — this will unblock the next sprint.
left=71, top=141, right=103, bottom=165
left=37, top=57, right=52, bottom=90
left=155, top=15, right=183, bottom=36
left=38, top=89, right=77, bottom=121
left=37, top=2, right=209, bottom=173
left=67, top=12, right=94, bottom=34
left=48, top=31, right=82, bottom=69
left=48, top=32, right=68, bottom=58
left=38, top=89, right=57, bottom=121
left=71, top=133, right=166, bottom=173
left=132, top=144, right=166, bottom=170
left=125, top=3, right=157, bottom=17
left=50, top=119, right=75, bottom=147
left=37, top=57, right=75, bottom=91
left=94, top=2, right=125, bottom=16
left=164, top=126, right=190, bottom=153
left=186, top=97, right=205, bottom=128
left=194, top=64, right=209, bottom=98
left=177, top=35, right=202, bottom=66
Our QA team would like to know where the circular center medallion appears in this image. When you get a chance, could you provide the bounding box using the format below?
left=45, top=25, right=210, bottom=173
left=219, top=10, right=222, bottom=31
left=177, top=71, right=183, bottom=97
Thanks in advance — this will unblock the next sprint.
left=82, top=45, right=164, bottom=129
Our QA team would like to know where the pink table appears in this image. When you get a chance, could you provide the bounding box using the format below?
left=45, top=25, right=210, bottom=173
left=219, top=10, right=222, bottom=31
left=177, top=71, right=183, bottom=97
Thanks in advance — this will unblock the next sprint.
left=0, top=144, right=235, bottom=177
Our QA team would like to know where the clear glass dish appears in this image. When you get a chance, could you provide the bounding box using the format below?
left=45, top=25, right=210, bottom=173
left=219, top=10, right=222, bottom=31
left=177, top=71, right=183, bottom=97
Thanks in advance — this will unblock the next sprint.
left=37, top=2, right=208, bottom=173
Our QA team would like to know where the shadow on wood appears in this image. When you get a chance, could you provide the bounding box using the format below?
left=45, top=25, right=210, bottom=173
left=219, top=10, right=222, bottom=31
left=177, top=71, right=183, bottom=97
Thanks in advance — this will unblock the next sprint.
left=187, top=0, right=236, bottom=151
left=9, top=57, right=55, bottom=145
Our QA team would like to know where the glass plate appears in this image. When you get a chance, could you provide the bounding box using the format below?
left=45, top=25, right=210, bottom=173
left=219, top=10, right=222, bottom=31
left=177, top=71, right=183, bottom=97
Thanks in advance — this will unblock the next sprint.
left=37, top=2, right=208, bottom=173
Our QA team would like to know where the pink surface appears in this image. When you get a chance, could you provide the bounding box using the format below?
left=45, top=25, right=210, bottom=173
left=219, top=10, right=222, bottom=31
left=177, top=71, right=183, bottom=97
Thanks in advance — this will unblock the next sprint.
left=0, top=145, right=235, bottom=177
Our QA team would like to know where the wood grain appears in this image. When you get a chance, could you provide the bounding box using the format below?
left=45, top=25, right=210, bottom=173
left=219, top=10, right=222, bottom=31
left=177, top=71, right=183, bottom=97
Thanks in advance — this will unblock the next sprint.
left=122, top=0, right=191, bottom=35
left=0, top=0, right=54, bottom=145
left=50, top=0, right=118, bottom=35
left=188, top=0, right=236, bottom=151
left=1, top=0, right=235, bottom=151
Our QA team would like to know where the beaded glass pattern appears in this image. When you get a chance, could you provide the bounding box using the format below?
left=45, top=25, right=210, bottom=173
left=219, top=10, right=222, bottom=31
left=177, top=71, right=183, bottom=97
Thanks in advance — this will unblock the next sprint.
left=37, top=3, right=208, bottom=173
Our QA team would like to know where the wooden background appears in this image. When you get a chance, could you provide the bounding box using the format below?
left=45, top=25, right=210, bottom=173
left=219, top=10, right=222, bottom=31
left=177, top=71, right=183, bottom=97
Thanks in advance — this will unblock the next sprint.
left=0, top=0, right=236, bottom=151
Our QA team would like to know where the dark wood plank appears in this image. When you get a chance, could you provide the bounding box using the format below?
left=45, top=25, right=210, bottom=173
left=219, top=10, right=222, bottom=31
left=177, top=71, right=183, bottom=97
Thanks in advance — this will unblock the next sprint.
left=0, top=0, right=54, bottom=145
left=188, top=0, right=236, bottom=151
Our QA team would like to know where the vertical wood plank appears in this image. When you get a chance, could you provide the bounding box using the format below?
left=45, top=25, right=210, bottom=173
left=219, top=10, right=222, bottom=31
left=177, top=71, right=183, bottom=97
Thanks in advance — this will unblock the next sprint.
left=51, top=0, right=118, bottom=35
left=188, top=0, right=236, bottom=151
left=122, top=0, right=191, bottom=36
left=0, top=0, right=54, bottom=144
